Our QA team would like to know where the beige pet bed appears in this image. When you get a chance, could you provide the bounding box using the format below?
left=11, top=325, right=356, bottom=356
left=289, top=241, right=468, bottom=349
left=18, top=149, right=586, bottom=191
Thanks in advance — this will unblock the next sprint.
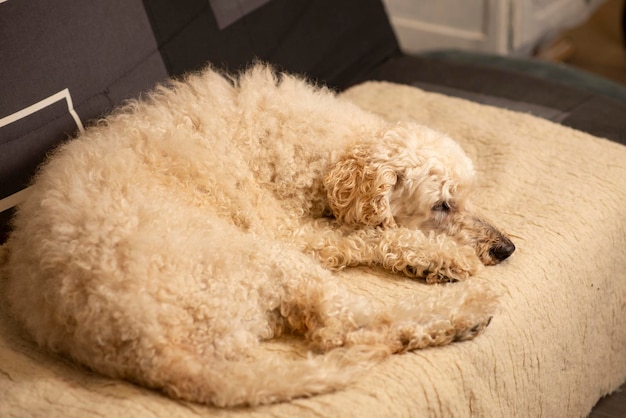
left=1, top=81, right=625, bottom=417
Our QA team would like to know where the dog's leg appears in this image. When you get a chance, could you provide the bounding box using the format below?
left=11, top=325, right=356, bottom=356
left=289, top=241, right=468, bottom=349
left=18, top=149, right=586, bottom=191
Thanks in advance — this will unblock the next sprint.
left=302, top=224, right=482, bottom=282
left=339, top=280, right=498, bottom=354
left=274, top=250, right=496, bottom=357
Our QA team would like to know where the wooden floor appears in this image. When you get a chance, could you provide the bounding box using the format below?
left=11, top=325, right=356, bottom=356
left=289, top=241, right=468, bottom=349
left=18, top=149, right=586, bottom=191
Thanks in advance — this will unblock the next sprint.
left=589, top=386, right=626, bottom=418
left=556, top=2, right=626, bottom=417
left=561, top=0, right=626, bottom=86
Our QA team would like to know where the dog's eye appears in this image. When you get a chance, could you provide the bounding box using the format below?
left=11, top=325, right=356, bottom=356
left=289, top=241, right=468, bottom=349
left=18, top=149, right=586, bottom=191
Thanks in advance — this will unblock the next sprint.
left=432, top=202, right=451, bottom=212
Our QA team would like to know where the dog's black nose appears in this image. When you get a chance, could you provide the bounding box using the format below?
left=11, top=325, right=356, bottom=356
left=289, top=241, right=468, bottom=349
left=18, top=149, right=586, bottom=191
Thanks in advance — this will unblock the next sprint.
left=489, top=239, right=515, bottom=262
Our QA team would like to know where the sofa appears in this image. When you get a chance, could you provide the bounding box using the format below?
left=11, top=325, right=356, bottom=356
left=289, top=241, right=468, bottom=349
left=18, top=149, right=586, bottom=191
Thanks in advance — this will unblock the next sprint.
left=1, top=1, right=625, bottom=416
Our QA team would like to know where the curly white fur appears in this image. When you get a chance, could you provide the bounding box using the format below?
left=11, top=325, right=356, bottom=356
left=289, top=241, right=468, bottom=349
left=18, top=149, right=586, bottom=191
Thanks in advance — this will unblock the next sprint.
left=2, top=64, right=513, bottom=407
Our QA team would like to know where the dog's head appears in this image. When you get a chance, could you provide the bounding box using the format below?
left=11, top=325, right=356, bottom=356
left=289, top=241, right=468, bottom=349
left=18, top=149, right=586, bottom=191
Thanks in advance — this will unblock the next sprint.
left=324, top=122, right=514, bottom=265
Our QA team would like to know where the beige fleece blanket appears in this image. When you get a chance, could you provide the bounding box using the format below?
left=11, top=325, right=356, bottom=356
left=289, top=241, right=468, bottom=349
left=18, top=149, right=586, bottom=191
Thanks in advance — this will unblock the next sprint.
left=1, top=81, right=625, bottom=417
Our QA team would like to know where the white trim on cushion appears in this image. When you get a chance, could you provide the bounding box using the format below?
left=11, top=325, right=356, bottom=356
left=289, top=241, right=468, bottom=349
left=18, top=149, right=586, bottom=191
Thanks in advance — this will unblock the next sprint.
left=0, top=187, right=32, bottom=213
left=0, top=88, right=84, bottom=212
left=0, top=88, right=84, bottom=132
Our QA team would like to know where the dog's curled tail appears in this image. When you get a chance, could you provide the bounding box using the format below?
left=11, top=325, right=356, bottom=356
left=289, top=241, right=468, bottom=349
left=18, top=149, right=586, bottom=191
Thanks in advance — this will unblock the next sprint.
left=148, top=343, right=389, bottom=407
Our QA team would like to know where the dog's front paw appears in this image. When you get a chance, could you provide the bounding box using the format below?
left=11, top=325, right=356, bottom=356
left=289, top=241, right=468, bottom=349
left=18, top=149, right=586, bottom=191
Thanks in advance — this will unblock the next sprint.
left=405, top=246, right=482, bottom=283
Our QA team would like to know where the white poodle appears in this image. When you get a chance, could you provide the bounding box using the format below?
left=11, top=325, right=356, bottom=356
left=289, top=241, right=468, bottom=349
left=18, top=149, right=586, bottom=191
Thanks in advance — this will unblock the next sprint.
left=2, top=64, right=514, bottom=407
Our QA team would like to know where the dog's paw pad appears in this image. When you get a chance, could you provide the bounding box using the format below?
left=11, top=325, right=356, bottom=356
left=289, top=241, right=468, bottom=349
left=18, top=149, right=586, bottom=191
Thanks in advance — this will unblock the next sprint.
left=453, top=316, right=493, bottom=342
left=405, top=263, right=473, bottom=283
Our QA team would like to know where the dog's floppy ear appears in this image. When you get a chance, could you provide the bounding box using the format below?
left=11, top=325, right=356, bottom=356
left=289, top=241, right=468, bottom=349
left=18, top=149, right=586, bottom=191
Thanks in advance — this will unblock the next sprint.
left=324, top=144, right=398, bottom=227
